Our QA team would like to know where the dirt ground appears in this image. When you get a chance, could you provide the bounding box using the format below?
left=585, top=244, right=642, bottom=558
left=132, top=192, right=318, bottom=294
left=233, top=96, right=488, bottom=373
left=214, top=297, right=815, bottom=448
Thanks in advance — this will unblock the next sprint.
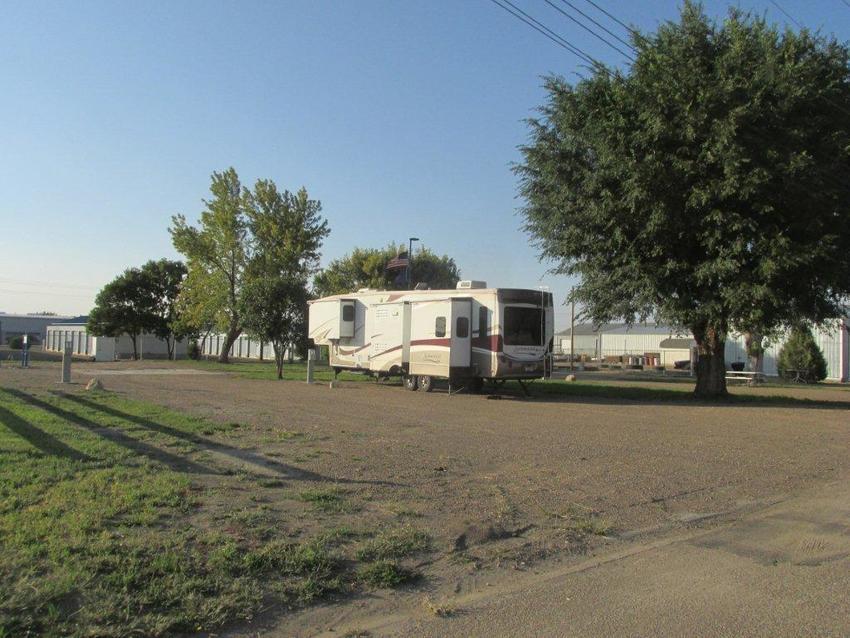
left=3, top=360, right=850, bottom=636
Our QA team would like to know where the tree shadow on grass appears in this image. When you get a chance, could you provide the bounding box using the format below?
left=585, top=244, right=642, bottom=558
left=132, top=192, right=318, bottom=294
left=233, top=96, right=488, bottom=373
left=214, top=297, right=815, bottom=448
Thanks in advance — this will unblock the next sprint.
left=0, top=403, right=93, bottom=462
left=481, top=381, right=850, bottom=410
left=5, top=388, right=219, bottom=475
left=54, top=391, right=402, bottom=487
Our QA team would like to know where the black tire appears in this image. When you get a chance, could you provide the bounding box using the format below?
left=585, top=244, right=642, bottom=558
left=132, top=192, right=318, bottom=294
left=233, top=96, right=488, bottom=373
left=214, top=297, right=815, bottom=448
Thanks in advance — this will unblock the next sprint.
left=403, top=374, right=419, bottom=391
left=418, top=375, right=434, bottom=392
left=468, top=376, right=484, bottom=393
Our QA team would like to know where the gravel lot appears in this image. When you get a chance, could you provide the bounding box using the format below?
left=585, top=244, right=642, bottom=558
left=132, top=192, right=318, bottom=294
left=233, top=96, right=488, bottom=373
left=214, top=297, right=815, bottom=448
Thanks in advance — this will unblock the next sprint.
left=3, top=360, right=849, bottom=636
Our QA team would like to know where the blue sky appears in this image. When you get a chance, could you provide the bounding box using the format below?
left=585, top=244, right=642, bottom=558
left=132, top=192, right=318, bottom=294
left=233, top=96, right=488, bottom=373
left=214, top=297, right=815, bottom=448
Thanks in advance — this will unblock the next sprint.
left=1, top=0, right=845, bottom=327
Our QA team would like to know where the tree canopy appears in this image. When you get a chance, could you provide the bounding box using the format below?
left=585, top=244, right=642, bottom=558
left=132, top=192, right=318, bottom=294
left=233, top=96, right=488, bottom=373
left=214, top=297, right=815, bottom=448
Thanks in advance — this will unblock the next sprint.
left=88, top=268, right=154, bottom=360
left=171, top=168, right=328, bottom=363
left=313, top=244, right=460, bottom=297
left=87, top=259, right=187, bottom=360
left=517, top=2, right=850, bottom=397
left=240, top=179, right=328, bottom=378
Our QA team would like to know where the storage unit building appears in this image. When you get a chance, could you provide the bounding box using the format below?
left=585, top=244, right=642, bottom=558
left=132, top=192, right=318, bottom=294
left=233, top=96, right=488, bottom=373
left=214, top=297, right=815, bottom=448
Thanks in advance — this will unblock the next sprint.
left=44, top=322, right=185, bottom=361
left=0, top=313, right=73, bottom=345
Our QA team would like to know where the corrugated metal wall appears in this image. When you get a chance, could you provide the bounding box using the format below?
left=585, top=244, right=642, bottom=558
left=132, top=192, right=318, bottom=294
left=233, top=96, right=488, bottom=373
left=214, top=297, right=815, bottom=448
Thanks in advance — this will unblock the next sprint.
left=199, top=333, right=290, bottom=360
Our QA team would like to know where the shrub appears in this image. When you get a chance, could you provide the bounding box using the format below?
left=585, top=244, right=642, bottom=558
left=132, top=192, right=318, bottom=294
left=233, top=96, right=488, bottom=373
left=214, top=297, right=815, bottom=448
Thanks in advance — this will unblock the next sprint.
left=777, top=325, right=828, bottom=383
left=187, top=340, right=201, bottom=360
left=6, top=334, right=38, bottom=349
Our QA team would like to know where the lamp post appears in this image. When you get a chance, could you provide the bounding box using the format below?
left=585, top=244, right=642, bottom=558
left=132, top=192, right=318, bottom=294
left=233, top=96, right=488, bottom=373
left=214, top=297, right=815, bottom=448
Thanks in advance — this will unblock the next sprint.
left=407, top=237, right=419, bottom=289
left=536, top=285, right=550, bottom=380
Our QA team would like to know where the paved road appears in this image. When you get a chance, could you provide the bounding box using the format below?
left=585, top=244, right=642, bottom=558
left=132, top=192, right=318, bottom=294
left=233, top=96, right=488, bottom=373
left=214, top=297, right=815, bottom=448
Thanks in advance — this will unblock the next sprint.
left=323, top=478, right=850, bottom=637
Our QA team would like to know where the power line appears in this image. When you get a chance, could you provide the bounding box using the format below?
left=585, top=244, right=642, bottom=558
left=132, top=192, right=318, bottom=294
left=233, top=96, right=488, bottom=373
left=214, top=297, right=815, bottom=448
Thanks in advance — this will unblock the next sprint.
left=490, top=0, right=850, bottom=194
left=0, top=288, right=94, bottom=298
left=768, top=0, right=803, bottom=29
left=487, top=0, right=599, bottom=67
left=580, top=0, right=644, bottom=42
left=545, top=0, right=636, bottom=60
left=842, top=0, right=850, bottom=10
left=559, top=0, right=637, bottom=53
left=0, top=277, right=98, bottom=291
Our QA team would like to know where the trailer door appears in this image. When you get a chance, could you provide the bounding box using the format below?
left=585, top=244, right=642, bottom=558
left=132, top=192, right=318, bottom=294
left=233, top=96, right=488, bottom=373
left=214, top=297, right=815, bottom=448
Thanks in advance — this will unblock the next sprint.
left=450, top=298, right=472, bottom=375
left=409, top=299, right=451, bottom=378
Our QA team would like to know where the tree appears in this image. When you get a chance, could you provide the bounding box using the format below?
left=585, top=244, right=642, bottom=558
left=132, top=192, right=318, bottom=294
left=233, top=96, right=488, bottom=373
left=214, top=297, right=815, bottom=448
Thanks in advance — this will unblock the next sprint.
left=241, top=278, right=309, bottom=379
left=777, top=325, right=827, bottom=382
left=170, top=168, right=250, bottom=363
left=88, top=268, right=156, bottom=360
left=517, top=3, right=850, bottom=398
left=313, top=244, right=460, bottom=297
left=140, top=259, right=188, bottom=359
left=240, top=180, right=329, bottom=378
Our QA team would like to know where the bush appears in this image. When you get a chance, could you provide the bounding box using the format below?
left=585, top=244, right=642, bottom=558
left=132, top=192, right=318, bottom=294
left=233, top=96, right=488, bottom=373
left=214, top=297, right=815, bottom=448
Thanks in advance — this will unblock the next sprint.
left=777, top=325, right=827, bottom=383
left=7, top=336, right=23, bottom=350
left=187, top=340, right=201, bottom=360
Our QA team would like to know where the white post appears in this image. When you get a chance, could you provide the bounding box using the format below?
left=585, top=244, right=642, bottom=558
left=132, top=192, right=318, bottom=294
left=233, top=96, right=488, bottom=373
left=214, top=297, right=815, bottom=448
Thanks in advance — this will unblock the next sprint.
left=61, top=341, right=72, bottom=383
left=306, top=349, right=315, bottom=384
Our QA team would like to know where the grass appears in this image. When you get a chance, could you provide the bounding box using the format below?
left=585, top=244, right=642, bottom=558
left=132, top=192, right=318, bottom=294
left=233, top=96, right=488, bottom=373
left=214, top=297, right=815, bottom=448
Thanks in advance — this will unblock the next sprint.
left=175, top=359, right=370, bottom=383
left=505, top=378, right=850, bottom=408
left=356, top=525, right=431, bottom=561
left=0, top=387, right=430, bottom=637
left=178, top=358, right=849, bottom=408
left=298, top=487, right=354, bottom=513
left=357, top=560, right=416, bottom=588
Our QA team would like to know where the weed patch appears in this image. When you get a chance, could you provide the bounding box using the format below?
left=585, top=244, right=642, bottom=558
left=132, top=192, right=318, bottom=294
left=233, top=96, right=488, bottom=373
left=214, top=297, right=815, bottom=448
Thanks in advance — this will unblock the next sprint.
left=356, top=525, right=431, bottom=561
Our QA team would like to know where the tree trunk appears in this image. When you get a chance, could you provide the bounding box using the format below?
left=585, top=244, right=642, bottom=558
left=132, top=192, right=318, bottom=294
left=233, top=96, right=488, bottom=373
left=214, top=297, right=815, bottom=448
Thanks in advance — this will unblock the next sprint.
left=744, top=331, right=764, bottom=373
left=130, top=333, right=138, bottom=360
left=218, top=325, right=241, bottom=363
left=273, top=341, right=284, bottom=379
left=692, top=323, right=728, bottom=398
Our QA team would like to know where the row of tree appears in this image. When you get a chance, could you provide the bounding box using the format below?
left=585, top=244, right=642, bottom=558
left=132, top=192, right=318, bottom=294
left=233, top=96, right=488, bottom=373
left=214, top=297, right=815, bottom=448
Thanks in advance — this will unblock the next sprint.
left=88, top=168, right=460, bottom=378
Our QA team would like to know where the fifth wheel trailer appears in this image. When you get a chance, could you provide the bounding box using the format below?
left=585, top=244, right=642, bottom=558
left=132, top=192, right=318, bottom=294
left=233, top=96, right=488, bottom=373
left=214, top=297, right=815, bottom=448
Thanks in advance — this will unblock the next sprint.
left=307, top=281, right=554, bottom=391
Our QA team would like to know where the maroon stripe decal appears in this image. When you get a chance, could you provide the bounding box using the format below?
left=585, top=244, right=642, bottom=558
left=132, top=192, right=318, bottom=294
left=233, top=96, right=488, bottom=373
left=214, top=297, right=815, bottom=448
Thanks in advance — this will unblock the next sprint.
left=338, top=342, right=371, bottom=355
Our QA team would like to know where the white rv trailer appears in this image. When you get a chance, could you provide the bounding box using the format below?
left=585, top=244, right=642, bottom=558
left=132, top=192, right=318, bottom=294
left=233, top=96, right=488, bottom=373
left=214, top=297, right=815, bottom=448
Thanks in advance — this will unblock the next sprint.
left=308, top=281, right=554, bottom=391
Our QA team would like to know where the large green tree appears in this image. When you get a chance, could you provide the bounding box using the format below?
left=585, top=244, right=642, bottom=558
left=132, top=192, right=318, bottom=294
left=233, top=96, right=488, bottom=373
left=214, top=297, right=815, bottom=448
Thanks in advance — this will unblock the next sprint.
left=88, top=268, right=157, bottom=360
left=517, top=3, right=850, bottom=397
left=313, top=244, right=460, bottom=297
left=240, top=180, right=328, bottom=378
left=171, top=168, right=247, bottom=363
left=141, top=259, right=188, bottom=359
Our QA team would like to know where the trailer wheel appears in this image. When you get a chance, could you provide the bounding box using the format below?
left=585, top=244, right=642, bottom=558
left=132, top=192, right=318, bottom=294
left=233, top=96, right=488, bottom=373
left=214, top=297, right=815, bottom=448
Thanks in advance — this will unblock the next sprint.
left=403, top=374, right=419, bottom=391
left=468, top=377, right=484, bottom=393
left=418, top=375, right=434, bottom=392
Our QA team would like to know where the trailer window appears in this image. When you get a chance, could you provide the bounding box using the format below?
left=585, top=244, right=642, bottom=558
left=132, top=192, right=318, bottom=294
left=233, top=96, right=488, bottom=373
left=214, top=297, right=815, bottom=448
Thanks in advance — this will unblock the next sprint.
left=503, top=306, right=542, bottom=346
left=435, top=316, right=446, bottom=338
left=456, top=316, right=469, bottom=338
left=478, top=306, right=488, bottom=338
left=342, top=304, right=355, bottom=322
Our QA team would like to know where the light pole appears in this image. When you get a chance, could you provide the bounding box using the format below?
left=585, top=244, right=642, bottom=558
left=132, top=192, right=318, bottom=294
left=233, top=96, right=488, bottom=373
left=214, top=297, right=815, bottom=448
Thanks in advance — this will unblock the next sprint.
left=407, top=237, right=419, bottom=289
left=536, top=285, right=549, bottom=380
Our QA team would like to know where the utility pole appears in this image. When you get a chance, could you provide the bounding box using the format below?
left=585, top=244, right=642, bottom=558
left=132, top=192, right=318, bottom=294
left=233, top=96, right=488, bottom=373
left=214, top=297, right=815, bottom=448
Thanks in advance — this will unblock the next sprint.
left=569, top=288, right=576, bottom=371
left=407, top=237, right=419, bottom=289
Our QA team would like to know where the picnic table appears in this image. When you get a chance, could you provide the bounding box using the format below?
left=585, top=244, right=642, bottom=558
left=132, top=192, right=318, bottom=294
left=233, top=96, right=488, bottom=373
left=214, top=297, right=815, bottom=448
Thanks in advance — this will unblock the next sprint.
left=725, top=370, right=766, bottom=386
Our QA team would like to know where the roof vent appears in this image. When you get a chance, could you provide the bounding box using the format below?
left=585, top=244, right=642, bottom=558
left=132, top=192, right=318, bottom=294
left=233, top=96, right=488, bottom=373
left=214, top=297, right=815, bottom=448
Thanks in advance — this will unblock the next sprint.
left=414, top=282, right=430, bottom=290
left=456, top=280, right=487, bottom=289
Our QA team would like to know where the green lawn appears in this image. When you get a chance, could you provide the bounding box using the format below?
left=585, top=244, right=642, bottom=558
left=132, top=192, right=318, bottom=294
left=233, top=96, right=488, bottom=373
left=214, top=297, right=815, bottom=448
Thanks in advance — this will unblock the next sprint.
left=0, top=388, right=429, bottom=637
left=175, top=358, right=371, bottom=383
left=174, top=358, right=848, bottom=407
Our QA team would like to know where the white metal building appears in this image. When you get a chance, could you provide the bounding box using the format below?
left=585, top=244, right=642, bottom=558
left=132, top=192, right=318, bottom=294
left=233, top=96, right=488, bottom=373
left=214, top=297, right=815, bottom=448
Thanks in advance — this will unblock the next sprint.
left=0, top=313, right=74, bottom=345
left=556, top=323, right=689, bottom=358
left=44, top=321, right=186, bottom=361
left=556, top=320, right=849, bottom=381
left=725, top=321, right=849, bottom=381
left=198, top=333, right=291, bottom=361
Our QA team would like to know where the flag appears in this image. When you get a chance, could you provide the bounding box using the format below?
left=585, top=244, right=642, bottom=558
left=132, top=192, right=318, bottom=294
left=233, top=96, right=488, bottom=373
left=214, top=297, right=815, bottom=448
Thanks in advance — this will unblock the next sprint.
left=386, top=252, right=409, bottom=271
